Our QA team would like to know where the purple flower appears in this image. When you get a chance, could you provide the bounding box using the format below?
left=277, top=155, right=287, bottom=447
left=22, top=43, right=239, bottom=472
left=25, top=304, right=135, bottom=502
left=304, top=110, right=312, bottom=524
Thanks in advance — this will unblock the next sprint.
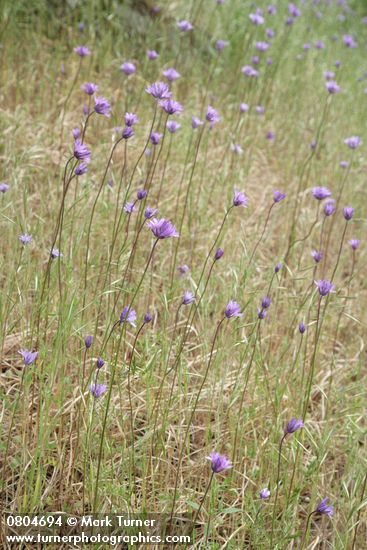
left=167, top=120, right=181, bottom=134
left=0, top=183, right=9, bottom=193
left=94, top=96, right=111, bottom=117
left=208, top=452, right=232, bottom=473
left=124, top=202, right=136, bottom=214
left=192, top=116, right=203, bottom=129
left=256, top=41, right=270, bottom=52
left=137, top=189, right=147, bottom=200
left=125, top=113, right=139, bottom=127
left=51, top=248, right=62, bottom=259
left=119, top=306, right=137, bottom=327
left=344, top=136, right=361, bottom=149
left=303, top=43, right=311, bottom=51
left=260, top=488, right=270, bottom=499
left=335, top=60, right=341, bottom=68
left=160, top=99, right=183, bottom=115
left=275, top=262, right=282, bottom=273
left=85, top=335, right=93, bottom=349
left=214, top=248, right=224, bottom=261
left=78, top=22, right=85, bottom=32
left=326, top=81, right=341, bottom=94
left=343, top=35, right=357, bottom=48
left=233, top=190, right=248, bottom=207
left=249, top=13, right=264, bottom=25
left=177, top=20, right=193, bottom=32
left=240, top=103, right=249, bottom=113
left=311, top=250, right=323, bottom=263
left=74, top=45, right=91, bottom=57
left=206, top=106, right=220, bottom=125
left=74, top=140, right=91, bottom=163
left=182, top=291, right=195, bottom=305
left=146, top=81, right=172, bottom=100
left=261, top=296, right=271, bottom=309
left=256, top=106, right=265, bottom=115
left=82, top=104, right=89, bottom=116
left=323, top=71, right=335, bottom=81
left=299, top=322, right=306, bottom=334
left=315, top=280, right=335, bottom=297
left=324, top=200, right=335, bottom=216
left=225, top=301, right=243, bottom=319
left=150, top=132, right=163, bottom=145
left=215, top=39, right=229, bottom=51
left=268, top=5, right=276, bottom=14
left=147, top=218, right=179, bottom=239
left=348, top=239, right=360, bottom=250
left=273, top=190, right=286, bottom=203
left=178, top=264, right=190, bottom=276
left=315, top=40, right=325, bottom=49
left=232, top=144, right=243, bottom=155
left=147, top=50, right=159, bottom=60
left=96, top=358, right=105, bottom=369
left=144, top=313, right=153, bottom=324
left=19, top=234, right=32, bottom=245
left=122, top=127, right=134, bottom=140
left=162, top=68, right=181, bottom=81
left=258, top=308, right=268, bottom=320
left=144, top=207, right=158, bottom=219
left=121, top=62, right=136, bottom=75
left=252, top=56, right=260, bottom=66
left=75, top=162, right=88, bottom=176
left=315, top=498, right=334, bottom=517
left=288, top=3, right=301, bottom=17
left=266, top=131, right=275, bottom=141
left=312, top=187, right=332, bottom=201
left=72, top=128, right=80, bottom=139
left=340, top=161, right=349, bottom=169
left=19, top=349, right=38, bottom=365
left=343, top=207, right=354, bottom=221
left=89, top=383, right=107, bottom=398
left=242, top=65, right=259, bottom=78
left=82, top=82, right=98, bottom=95
left=266, top=28, right=275, bottom=38
left=285, top=418, right=304, bottom=434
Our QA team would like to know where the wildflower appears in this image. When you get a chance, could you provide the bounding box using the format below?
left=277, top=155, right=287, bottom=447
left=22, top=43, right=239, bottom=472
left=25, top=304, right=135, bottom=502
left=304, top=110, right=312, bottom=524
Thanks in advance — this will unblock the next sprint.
left=240, top=103, right=249, bottom=113
left=207, top=452, right=232, bottom=473
left=348, top=239, right=360, bottom=250
left=144, top=313, right=153, bottom=324
left=315, top=280, right=335, bottom=297
left=344, top=136, right=361, bottom=149
left=150, top=132, right=163, bottom=145
left=182, top=291, right=194, bottom=305
left=266, top=28, right=275, bottom=38
left=167, top=120, right=181, bottom=133
left=124, top=113, right=139, bottom=126
left=74, top=140, right=91, bottom=163
left=75, top=163, right=88, bottom=176
left=261, top=296, right=271, bottom=309
left=74, top=45, right=91, bottom=57
left=312, top=187, right=332, bottom=200
left=215, top=39, right=229, bottom=51
left=137, top=189, right=147, bottom=200
left=124, top=202, right=135, bottom=214
left=323, top=71, right=335, bottom=81
left=225, top=301, right=243, bottom=319
left=275, top=263, right=282, bottom=273
left=96, top=358, right=105, bottom=369
left=162, top=68, right=181, bottom=81
left=299, top=322, right=306, bottom=334
left=19, top=349, right=38, bottom=365
left=268, top=5, right=276, bottom=14
left=147, top=218, right=179, bottom=239
left=160, top=99, right=183, bottom=115
left=249, top=13, right=264, bottom=25
left=19, top=234, right=32, bottom=245
left=144, top=207, right=158, bottom=219
left=177, top=20, right=193, bottom=32
left=51, top=248, right=62, bottom=259
left=288, top=3, right=301, bottom=17
left=146, top=81, right=172, bottom=100
left=343, top=207, right=354, bottom=221
left=335, top=60, right=341, bottom=68
left=82, top=82, right=98, bottom=95
left=260, top=488, right=270, bottom=499
left=315, top=498, right=334, bottom=517
left=119, top=307, right=137, bottom=327
left=256, top=106, right=265, bottom=115
left=85, top=335, right=93, bottom=349
left=232, top=144, right=243, bottom=155
left=266, top=131, right=275, bottom=140
left=192, top=116, right=203, bottom=129
left=285, top=418, right=304, bottom=434
left=340, top=161, right=349, bottom=169
left=0, top=183, right=9, bottom=193
left=303, top=43, right=311, bottom=51
left=315, top=41, right=325, bottom=49
left=72, top=128, right=80, bottom=139
left=343, top=35, right=357, bottom=48
left=326, top=81, right=341, bottom=94
left=324, top=200, right=335, bottom=216
left=89, top=383, right=107, bottom=398
left=178, top=265, right=190, bottom=276
left=258, top=308, right=268, bottom=320
left=121, top=62, right=136, bottom=75
left=233, top=190, right=248, bottom=207
left=94, top=96, right=111, bottom=117
left=214, top=248, right=224, bottom=261
left=147, top=50, right=159, bottom=60
left=206, top=106, right=220, bottom=125
left=242, top=65, right=259, bottom=77
left=311, top=250, right=323, bottom=263
left=256, top=41, right=270, bottom=52
left=273, top=190, right=286, bottom=203
left=122, top=127, right=134, bottom=140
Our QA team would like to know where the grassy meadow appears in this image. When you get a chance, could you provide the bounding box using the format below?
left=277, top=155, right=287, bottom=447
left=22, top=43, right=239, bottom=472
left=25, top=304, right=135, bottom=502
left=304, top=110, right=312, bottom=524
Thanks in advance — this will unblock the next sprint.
left=1, top=0, right=367, bottom=548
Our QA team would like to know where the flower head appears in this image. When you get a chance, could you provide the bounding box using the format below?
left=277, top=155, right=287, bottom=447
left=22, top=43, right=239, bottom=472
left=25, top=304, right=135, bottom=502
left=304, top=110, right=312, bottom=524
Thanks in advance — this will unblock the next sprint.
left=124, top=112, right=139, bottom=127
left=0, top=182, right=9, bottom=193
left=249, top=13, right=264, bottom=25
left=233, top=190, right=248, bottom=207
left=162, top=68, right=181, bottom=82
left=19, top=234, right=32, bottom=245
left=51, top=248, right=62, bottom=259
left=75, top=162, right=88, bottom=176
left=275, top=262, right=282, bottom=273
left=344, top=136, right=361, bottom=149
left=240, top=103, right=249, bottom=113
left=215, top=39, right=229, bottom=51
left=343, top=207, right=354, bottom=221
left=273, top=190, right=286, bottom=203
left=285, top=418, right=304, bottom=434
left=206, top=105, right=220, bottom=125
left=315, top=497, right=334, bottom=517
left=260, top=488, right=270, bottom=499
left=144, top=207, right=158, bottom=219
left=214, top=248, right=224, bottom=261
left=147, top=50, right=159, bottom=60
left=94, top=95, right=111, bottom=117
left=124, top=202, right=136, bottom=214
left=177, top=20, right=193, bottom=32
left=208, top=452, right=232, bottom=473
left=19, top=349, right=38, bottom=365
left=312, top=187, right=332, bottom=201
left=150, top=132, right=163, bottom=146
left=324, top=200, right=335, bottom=216
left=89, top=383, right=107, bottom=398
left=192, top=116, right=203, bottom=129
left=261, top=296, right=271, bottom=309
left=159, top=99, right=183, bottom=115
left=225, top=301, right=243, bottom=319
left=348, top=239, right=360, bottom=250
left=311, top=250, right=323, bottom=263
left=121, top=62, right=136, bottom=75
left=315, top=280, right=335, bottom=297
left=299, top=322, right=306, bottom=334
left=242, top=65, right=259, bottom=77
left=326, top=81, right=341, bottom=94
left=167, top=120, right=181, bottom=134
left=74, top=45, right=91, bottom=57
left=119, top=307, right=137, bottom=327
left=137, top=189, right=147, bottom=200
left=182, top=291, right=195, bottom=305
left=84, top=335, right=93, bottom=349
left=144, top=313, right=153, bottom=324
left=96, top=358, right=105, bottom=369
left=74, top=140, right=91, bottom=163
left=82, top=82, right=98, bottom=95
left=343, top=35, right=357, bottom=48
left=122, top=127, right=134, bottom=140
left=146, top=81, right=172, bottom=100
left=258, top=308, right=268, bottom=320
left=147, top=218, right=179, bottom=239
left=72, top=128, right=80, bottom=139
left=178, top=265, right=190, bottom=276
